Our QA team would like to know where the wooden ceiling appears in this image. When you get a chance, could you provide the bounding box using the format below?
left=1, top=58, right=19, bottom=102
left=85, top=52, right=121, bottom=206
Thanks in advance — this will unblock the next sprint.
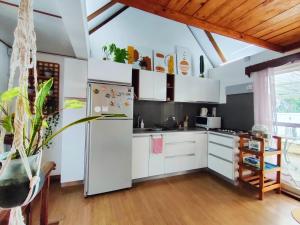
left=116, top=0, right=300, bottom=52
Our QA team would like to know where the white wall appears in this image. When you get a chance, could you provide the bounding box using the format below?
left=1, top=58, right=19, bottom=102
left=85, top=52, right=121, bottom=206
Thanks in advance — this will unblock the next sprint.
left=0, top=42, right=9, bottom=93
left=36, top=52, right=66, bottom=176
left=89, top=8, right=213, bottom=76
left=209, top=48, right=300, bottom=103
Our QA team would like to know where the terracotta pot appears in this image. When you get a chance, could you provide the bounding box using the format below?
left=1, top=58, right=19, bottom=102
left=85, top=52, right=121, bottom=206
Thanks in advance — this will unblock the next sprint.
left=0, top=154, right=45, bottom=209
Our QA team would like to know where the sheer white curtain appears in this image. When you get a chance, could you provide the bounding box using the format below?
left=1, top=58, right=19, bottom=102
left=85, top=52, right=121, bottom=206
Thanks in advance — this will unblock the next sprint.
left=252, top=61, right=300, bottom=197
left=252, top=68, right=277, bottom=134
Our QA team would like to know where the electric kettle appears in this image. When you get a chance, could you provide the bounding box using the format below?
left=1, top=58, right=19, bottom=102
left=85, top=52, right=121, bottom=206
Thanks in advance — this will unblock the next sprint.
left=200, top=108, right=208, bottom=117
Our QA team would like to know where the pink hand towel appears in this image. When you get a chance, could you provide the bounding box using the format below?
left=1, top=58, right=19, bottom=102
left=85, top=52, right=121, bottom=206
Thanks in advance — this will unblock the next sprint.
left=152, top=137, right=163, bottom=154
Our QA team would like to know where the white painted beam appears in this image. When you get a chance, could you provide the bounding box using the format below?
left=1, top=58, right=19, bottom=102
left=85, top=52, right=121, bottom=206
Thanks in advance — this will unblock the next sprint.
left=56, top=0, right=90, bottom=59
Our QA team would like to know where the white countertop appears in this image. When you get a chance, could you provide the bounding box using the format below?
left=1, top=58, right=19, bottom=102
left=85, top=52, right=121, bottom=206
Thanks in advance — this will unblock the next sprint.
left=133, top=128, right=208, bottom=137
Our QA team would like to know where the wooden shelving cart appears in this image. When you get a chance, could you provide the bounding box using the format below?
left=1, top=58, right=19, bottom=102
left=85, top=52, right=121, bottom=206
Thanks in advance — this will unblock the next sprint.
left=238, top=134, right=282, bottom=200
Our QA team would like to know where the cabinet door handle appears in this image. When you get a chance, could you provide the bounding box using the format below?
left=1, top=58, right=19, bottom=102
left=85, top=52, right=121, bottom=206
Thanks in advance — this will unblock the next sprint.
left=165, top=153, right=196, bottom=159
left=208, top=153, right=233, bottom=164
left=165, top=141, right=196, bottom=145
left=209, top=141, right=232, bottom=149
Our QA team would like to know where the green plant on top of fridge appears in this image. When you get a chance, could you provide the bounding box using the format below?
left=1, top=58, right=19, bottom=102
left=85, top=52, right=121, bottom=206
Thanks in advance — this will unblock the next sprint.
left=102, top=43, right=128, bottom=63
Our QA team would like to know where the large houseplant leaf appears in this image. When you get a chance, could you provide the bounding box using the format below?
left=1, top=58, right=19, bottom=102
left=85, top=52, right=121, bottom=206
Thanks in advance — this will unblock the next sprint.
left=27, top=79, right=53, bottom=155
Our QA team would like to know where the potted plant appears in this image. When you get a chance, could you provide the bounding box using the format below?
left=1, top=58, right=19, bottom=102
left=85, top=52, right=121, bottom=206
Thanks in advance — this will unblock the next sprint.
left=102, top=43, right=128, bottom=63
left=0, top=79, right=101, bottom=209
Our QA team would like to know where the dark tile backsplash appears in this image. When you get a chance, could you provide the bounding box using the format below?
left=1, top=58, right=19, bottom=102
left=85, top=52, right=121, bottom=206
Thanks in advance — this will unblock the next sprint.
left=134, top=93, right=254, bottom=131
left=133, top=101, right=217, bottom=128
left=216, top=93, right=254, bottom=131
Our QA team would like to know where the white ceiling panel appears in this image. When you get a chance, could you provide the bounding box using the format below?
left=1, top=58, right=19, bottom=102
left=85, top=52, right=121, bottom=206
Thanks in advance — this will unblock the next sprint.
left=88, top=3, right=124, bottom=31
left=4, top=0, right=61, bottom=16
left=190, top=26, right=266, bottom=67
left=86, top=0, right=111, bottom=16
left=0, top=3, right=74, bottom=56
left=212, top=33, right=265, bottom=65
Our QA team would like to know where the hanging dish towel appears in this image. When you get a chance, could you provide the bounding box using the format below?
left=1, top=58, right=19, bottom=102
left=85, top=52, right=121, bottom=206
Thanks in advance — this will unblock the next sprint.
left=152, top=136, right=163, bottom=154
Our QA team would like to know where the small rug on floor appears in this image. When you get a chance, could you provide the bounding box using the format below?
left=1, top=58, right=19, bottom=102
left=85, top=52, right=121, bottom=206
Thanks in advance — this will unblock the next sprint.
left=292, top=208, right=300, bottom=224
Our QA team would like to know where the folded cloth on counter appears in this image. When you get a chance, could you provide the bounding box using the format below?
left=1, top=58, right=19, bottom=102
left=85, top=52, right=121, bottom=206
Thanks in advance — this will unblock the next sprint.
left=152, top=136, right=163, bottom=154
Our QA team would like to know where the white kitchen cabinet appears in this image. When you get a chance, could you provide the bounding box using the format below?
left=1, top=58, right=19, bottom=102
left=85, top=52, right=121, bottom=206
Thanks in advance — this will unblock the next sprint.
left=208, top=132, right=238, bottom=181
left=174, top=75, right=194, bottom=102
left=139, top=70, right=166, bottom=101
left=63, top=58, right=87, bottom=98
left=149, top=135, right=165, bottom=176
left=163, top=132, right=197, bottom=173
left=88, top=58, right=132, bottom=84
left=132, top=136, right=150, bottom=179
left=201, top=78, right=220, bottom=103
left=61, top=102, right=86, bottom=183
left=208, top=155, right=233, bottom=180
left=165, top=155, right=197, bottom=173
left=195, top=133, right=208, bottom=168
left=174, top=76, right=220, bottom=103
left=133, top=131, right=208, bottom=178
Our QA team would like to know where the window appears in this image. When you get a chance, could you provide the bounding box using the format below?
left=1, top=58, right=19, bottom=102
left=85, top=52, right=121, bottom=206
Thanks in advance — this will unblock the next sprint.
left=274, top=63, right=300, bottom=192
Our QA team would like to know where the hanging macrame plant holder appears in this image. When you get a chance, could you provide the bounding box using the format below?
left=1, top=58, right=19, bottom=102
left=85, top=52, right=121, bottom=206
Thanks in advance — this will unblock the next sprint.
left=0, top=154, right=44, bottom=209
left=0, top=0, right=45, bottom=224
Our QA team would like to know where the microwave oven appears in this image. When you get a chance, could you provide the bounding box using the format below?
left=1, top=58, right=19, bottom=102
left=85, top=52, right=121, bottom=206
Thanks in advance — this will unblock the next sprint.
left=195, top=116, right=221, bottom=129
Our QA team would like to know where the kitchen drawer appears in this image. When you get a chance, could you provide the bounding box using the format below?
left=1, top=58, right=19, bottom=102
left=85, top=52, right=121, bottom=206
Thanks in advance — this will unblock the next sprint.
left=209, top=133, right=233, bottom=147
left=164, top=133, right=195, bottom=144
left=208, top=142, right=233, bottom=162
left=208, top=154, right=233, bottom=180
left=165, top=155, right=197, bottom=173
left=165, top=141, right=196, bottom=157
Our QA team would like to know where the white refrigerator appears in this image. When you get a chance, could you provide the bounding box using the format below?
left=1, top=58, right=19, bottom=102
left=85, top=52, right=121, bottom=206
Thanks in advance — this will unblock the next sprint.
left=84, top=82, right=133, bottom=196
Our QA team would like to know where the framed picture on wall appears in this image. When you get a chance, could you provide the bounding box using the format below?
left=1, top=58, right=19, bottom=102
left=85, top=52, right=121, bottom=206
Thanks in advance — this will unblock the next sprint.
left=153, top=50, right=166, bottom=73
left=176, top=46, right=192, bottom=76
left=127, top=45, right=153, bottom=71
left=153, top=51, right=176, bottom=74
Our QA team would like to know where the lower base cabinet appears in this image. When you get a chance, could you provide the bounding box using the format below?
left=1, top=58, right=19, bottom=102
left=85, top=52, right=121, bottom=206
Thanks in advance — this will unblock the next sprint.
left=208, top=154, right=233, bottom=180
left=132, top=132, right=208, bottom=180
left=149, top=134, right=165, bottom=176
left=165, top=155, right=197, bottom=173
left=195, top=133, right=208, bottom=168
left=132, top=136, right=150, bottom=179
left=208, top=132, right=238, bottom=181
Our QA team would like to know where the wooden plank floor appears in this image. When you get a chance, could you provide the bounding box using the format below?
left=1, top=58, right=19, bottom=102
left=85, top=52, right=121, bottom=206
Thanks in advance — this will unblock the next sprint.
left=33, top=172, right=300, bottom=225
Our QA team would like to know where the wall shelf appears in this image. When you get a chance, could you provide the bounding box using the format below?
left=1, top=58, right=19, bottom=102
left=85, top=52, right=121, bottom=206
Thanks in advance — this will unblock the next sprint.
left=166, top=74, right=174, bottom=102
left=29, top=61, right=60, bottom=115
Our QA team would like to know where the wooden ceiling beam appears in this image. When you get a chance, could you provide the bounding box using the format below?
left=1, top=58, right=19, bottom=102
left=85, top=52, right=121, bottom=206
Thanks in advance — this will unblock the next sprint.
left=87, top=1, right=117, bottom=22
left=89, top=6, right=129, bottom=35
left=0, top=0, right=61, bottom=19
left=204, top=30, right=226, bottom=63
left=245, top=52, right=300, bottom=76
left=284, top=41, right=300, bottom=52
left=115, top=0, right=284, bottom=52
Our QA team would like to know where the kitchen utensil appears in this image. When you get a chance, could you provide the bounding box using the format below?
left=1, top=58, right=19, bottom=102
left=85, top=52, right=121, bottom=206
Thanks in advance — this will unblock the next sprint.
left=200, top=108, right=208, bottom=117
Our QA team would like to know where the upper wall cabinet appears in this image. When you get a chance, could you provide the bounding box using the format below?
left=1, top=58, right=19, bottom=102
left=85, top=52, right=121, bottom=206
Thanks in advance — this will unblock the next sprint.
left=63, top=58, right=87, bottom=98
left=134, top=70, right=167, bottom=101
left=88, top=59, right=132, bottom=84
left=204, top=78, right=220, bottom=103
left=174, top=76, right=220, bottom=103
